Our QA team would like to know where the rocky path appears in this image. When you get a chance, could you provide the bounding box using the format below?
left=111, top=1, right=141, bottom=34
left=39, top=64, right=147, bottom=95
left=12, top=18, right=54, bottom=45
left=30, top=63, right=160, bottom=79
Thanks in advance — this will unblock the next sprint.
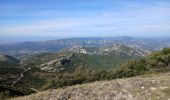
left=12, top=67, right=31, bottom=87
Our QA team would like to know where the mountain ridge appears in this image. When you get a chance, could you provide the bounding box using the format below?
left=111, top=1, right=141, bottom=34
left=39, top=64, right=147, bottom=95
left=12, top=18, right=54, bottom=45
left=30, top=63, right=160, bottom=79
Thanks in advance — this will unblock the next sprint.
left=21, top=44, right=149, bottom=72
left=0, top=37, right=169, bottom=56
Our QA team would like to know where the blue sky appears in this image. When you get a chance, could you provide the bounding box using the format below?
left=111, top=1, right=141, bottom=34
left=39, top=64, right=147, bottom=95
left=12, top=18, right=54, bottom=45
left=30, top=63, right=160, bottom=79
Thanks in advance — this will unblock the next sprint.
left=0, top=0, right=170, bottom=38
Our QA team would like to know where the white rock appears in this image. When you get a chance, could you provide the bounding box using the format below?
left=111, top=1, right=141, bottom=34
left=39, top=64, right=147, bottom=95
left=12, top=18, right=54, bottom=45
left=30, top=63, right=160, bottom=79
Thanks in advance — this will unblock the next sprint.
left=150, top=87, right=156, bottom=91
left=141, top=87, right=145, bottom=89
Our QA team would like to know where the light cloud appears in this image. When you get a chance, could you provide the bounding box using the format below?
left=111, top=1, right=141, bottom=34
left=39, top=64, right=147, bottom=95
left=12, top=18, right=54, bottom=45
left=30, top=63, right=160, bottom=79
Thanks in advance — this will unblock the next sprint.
left=0, top=0, right=170, bottom=37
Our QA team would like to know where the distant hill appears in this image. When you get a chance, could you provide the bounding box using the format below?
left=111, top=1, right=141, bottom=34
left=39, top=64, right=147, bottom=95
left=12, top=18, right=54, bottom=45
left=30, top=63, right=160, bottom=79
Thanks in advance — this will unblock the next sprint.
left=35, top=48, right=170, bottom=91
left=0, top=36, right=169, bottom=56
left=21, top=44, right=150, bottom=72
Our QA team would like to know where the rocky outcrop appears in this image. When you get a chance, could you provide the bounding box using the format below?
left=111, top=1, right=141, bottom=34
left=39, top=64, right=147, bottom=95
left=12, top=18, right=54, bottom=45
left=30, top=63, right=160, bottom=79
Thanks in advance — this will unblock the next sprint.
left=69, top=46, right=89, bottom=54
left=69, top=44, right=151, bottom=56
left=38, top=55, right=72, bottom=72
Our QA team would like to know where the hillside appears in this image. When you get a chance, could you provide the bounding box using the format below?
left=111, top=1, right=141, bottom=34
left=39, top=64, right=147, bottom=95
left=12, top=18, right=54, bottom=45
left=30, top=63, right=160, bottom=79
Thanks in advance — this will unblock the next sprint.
left=0, top=48, right=170, bottom=100
left=21, top=44, right=149, bottom=72
left=0, top=54, right=19, bottom=67
left=0, top=44, right=148, bottom=99
left=12, top=72, right=170, bottom=100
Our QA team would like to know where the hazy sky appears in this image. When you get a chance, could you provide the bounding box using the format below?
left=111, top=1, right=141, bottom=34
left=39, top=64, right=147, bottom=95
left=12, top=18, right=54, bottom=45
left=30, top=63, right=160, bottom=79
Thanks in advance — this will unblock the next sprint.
left=0, top=0, right=170, bottom=38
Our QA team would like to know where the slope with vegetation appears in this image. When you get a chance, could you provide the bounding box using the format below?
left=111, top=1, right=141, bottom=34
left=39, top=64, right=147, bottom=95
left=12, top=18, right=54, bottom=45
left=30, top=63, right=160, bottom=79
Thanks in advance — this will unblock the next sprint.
left=21, top=44, right=149, bottom=72
left=0, top=54, right=19, bottom=67
left=12, top=72, right=170, bottom=100
left=0, top=48, right=170, bottom=99
left=38, top=48, right=170, bottom=90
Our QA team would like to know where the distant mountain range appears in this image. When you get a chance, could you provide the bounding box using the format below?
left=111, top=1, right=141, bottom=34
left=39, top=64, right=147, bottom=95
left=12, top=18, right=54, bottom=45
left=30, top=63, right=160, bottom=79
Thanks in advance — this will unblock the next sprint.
left=0, top=36, right=170, bottom=56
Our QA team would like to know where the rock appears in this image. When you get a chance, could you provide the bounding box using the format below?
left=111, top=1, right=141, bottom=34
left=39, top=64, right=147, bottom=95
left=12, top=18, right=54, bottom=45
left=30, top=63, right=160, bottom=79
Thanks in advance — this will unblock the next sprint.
left=150, top=87, right=156, bottom=91
left=141, top=87, right=145, bottom=89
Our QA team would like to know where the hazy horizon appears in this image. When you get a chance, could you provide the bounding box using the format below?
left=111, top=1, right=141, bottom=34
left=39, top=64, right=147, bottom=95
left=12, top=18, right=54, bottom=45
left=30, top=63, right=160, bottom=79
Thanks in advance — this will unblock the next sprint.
left=0, top=35, right=170, bottom=43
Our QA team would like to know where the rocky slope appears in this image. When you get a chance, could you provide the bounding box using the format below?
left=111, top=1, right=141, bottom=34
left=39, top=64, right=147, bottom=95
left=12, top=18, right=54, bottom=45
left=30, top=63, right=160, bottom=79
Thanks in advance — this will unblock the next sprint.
left=21, top=44, right=150, bottom=72
left=68, top=44, right=150, bottom=56
left=12, top=72, right=170, bottom=100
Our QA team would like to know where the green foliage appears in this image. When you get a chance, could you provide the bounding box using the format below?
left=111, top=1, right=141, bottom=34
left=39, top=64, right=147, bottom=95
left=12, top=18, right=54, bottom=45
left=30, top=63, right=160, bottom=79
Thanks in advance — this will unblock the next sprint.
left=0, top=54, right=19, bottom=67
left=0, top=61, right=19, bottom=67
left=41, top=48, right=170, bottom=90
left=0, top=67, right=50, bottom=99
left=21, top=45, right=141, bottom=71
left=1, top=48, right=170, bottom=100
left=62, top=52, right=139, bottom=71
left=114, top=48, right=170, bottom=77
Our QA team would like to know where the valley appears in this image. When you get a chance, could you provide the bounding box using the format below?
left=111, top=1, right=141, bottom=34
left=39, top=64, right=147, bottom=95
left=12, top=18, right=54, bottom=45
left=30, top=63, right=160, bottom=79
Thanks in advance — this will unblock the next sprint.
left=1, top=0, right=170, bottom=99
left=0, top=37, right=170, bottom=100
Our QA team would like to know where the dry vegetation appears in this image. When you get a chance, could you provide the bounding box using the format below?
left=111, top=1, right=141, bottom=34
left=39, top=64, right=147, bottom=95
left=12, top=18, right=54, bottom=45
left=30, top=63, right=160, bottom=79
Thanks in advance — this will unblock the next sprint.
left=12, top=72, right=170, bottom=100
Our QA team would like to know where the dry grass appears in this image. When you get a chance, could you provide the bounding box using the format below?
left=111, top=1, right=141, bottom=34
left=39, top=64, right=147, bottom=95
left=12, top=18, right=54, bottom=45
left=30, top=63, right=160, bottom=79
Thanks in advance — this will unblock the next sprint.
left=11, top=72, right=170, bottom=100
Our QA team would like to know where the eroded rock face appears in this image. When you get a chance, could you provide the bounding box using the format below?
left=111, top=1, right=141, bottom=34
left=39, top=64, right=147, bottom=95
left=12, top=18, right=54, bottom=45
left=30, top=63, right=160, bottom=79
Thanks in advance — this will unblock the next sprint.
left=69, top=46, right=88, bottom=54
left=38, top=56, right=71, bottom=72
left=13, top=73, right=170, bottom=100
left=60, top=58, right=71, bottom=65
